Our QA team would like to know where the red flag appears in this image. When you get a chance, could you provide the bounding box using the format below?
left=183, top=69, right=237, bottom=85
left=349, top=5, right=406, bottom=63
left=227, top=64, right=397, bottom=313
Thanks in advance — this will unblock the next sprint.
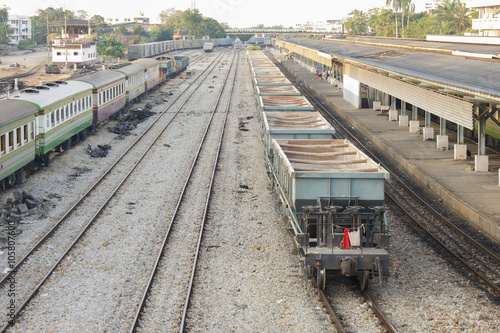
left=342, top=228, right=350, bottom=249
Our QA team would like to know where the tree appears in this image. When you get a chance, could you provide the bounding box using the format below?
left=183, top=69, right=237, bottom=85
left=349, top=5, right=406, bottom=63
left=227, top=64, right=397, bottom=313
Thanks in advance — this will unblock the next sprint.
left=369, top=8, right=396, bottom=36
left=345, top=10, right=368, bottom=35
left=434, top=0, right=471, bottom=34
left=76, top=10, right=88, bottom=19
left=31, top=7, right=75, bottom=45
left=180, top=9, right=204, bottom=38
left=203, top=17, right=225, bottom=38
left=115, top=25, right=129, bottom=35
left=17, top=38, right=33, bottom=50
left=132, top=24, right=145, bottom=35
left=0, top=6, right=12, bottom=45
left=91, top=15, right=105, bottom=24
left=401, top=0, right=415, bottom=37
left=160, top=8, right=182, bottom=28
left=386, top=0, right=401, bottom=37
left=97, top=34, right=126, bottom=59
left=150, top=25, right=174, bottom=41
left=251, top=24, right=265, bottom=29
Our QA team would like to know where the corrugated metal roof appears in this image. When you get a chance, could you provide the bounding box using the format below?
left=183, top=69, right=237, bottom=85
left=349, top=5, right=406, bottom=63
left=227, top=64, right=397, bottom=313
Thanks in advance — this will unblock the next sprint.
left=131, top=58, right=160, bottom=69
left=112, top=64, right=145, bottom=77
left=288, top=39, right=500, bottom=98
left=12, top=81, right=93, bottom=108
left=0, top=99, right=38, bottom=123
left=74, top=70, right=125, bottom=89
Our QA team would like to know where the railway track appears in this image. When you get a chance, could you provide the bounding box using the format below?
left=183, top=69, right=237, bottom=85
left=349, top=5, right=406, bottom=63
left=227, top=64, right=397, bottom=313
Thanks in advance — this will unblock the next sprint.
left=266, top=51, right=500, bottom=296
left=313, top=276, right=397, bottom=333
left=0, top=51, right=229, bottom=331
left=130, top=51, right=239, bottom=333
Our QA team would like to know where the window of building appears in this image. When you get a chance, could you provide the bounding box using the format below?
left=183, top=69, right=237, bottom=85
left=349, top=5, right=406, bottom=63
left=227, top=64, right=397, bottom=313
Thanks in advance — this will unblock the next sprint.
left=73, top=52, right=78, bottom=56
left=57, top=52, right=62, bottom=56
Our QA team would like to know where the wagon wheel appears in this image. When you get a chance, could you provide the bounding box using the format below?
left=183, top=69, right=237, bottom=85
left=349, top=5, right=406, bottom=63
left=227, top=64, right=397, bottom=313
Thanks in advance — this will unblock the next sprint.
left=317, top=268, right=326, bottom=290
left=359, top=271, right=369, bottom=291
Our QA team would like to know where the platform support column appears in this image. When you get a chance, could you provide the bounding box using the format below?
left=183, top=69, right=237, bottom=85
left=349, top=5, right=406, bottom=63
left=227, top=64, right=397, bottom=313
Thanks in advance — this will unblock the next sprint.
left=375, top=89, right=380, bottom=101
left=425, top=111, right=431, bottom=127
left=391, top=96, right=397, bottom=110
left=412, top=105, right=418, bottom=121
left=475, top=110, right=489, bottom=171
left=384, top=93, right=390, bottom=106
left=401, top=101, right=406, bottom=116
left=440, top=118, right=446, bottom=135
left=454, top=125, right=467, bottom=159
left=457, top=125, right=464, bottom=144
left=437, top=118, right=448, bottom=150
left=478, top=112, right=486, bottom=156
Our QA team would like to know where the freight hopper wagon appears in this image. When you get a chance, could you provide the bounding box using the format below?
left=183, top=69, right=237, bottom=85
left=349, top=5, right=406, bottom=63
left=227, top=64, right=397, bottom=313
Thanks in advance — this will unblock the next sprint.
left=262, top=112, right=335, bottom=158
left=272, top=139, right=390, bottom=290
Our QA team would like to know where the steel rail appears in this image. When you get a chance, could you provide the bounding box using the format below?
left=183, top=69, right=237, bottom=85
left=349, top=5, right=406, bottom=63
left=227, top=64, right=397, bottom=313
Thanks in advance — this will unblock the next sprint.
left=129, top=51, right=238, bottom=332
left=311, top=276, right=347, bottom=333
left=179, top=51, right=240, bottom=332
left=361, top=290, right=398, bottom=333
left=0, top=51, right=227, bottom=332
left=266, top=51, right=500, bottom=295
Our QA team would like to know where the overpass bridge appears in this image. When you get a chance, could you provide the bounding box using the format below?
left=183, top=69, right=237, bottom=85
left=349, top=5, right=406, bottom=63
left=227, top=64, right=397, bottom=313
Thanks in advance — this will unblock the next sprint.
left=225, top=28, right=331, bottom=35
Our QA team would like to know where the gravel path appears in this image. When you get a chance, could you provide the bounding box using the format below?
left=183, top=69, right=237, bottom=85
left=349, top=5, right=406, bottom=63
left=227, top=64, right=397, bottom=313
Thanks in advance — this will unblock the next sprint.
left=184, top=52, right=334, bottom=332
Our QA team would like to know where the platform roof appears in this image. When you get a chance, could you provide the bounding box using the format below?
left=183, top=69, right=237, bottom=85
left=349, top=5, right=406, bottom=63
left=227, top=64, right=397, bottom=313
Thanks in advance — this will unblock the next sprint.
left=283, top=38, right=500, bottom=102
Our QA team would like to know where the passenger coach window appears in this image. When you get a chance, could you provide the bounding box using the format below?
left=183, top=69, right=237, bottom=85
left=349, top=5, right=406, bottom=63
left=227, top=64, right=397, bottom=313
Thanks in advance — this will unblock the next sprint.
left=16, top=128, right=21, bottom=147
left=8, top=131, right=13, bottom=150
left=51, top=112, right=55, bottom=127
left=30, top=122, right=34, bottom=140
left=0, top=135, right=5, bottom=155
left=23, top=125, right=28, bottom=143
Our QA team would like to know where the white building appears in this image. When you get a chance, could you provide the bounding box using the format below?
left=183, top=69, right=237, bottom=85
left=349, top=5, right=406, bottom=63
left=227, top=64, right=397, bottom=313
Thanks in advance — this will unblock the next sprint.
left=7, top=15, right=32, bottom=45
left=425, top=0, right=445, bottom=12
left=466, top=0, right=500, bottom=36
left=326, top=20, right=344, bottom=34
left=50, top=19, right=100, bottom=67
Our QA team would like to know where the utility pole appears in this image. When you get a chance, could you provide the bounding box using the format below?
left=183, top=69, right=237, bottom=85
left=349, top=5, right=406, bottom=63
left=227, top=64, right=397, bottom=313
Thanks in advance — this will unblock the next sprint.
left=47, top=14, right=50, bottom=62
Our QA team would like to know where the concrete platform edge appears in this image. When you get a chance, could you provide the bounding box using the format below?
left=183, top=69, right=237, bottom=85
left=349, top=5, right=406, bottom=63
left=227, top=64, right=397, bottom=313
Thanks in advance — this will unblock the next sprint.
left=280, top=62, right=500, bottom=242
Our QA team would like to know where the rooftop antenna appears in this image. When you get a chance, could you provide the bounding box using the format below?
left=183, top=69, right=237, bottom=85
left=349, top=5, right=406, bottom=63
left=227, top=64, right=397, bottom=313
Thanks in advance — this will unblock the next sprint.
left=191, top=0, right=196, bottom=10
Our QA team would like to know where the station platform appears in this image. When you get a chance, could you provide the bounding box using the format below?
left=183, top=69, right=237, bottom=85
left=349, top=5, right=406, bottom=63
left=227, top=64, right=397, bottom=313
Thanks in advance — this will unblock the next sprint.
left=270, top=50, right=500, bottom=243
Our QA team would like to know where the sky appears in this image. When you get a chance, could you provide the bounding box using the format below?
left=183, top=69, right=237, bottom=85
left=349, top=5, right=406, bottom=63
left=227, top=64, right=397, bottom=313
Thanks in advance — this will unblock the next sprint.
left=1, top=0, right=429, bottom=28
